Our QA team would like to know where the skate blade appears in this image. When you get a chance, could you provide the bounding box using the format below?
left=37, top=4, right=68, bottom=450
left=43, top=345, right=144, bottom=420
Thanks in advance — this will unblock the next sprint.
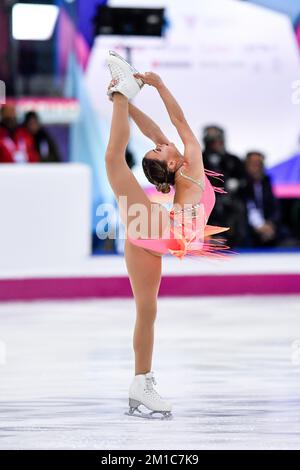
left=124, top=409, right=173, bottom=420
left=108, top=50, right=137, bottom=71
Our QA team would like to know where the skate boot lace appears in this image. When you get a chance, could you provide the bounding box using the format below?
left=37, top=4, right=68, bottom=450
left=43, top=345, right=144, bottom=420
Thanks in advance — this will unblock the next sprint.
left=108, top=59, right=143, bottom=93
left=144, top=374, right=163, bottom=401
left=108, top=63, right=126, bottom=82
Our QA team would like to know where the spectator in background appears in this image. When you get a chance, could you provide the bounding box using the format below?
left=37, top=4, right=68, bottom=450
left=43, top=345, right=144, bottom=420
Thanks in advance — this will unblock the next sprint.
left=0, top=104, right=17, bottom=135
left=202, top=125, right=247, bottom=247
left=0, top=104, right=39, bottom=163
left=22, top=111, right=61, bottom=163
left=243, top=151, right=282, bottom=247
left=0, top=105, right=17, bottom=164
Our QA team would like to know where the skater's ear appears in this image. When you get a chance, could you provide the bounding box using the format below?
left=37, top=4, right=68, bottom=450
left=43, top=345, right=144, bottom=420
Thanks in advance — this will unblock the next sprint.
left=167, top=159, right=177, bottom=171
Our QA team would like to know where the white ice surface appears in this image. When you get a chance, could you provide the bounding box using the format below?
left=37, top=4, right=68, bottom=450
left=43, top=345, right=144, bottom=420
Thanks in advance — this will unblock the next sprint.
left=0, top=295, right=300, bottom=450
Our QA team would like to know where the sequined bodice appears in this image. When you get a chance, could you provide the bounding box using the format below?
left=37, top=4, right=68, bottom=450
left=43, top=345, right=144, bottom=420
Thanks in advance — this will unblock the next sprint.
left=171, top=168, right=205, bottom=216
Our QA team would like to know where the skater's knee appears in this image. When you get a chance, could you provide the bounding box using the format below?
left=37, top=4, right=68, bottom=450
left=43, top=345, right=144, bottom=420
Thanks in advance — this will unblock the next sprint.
left=136, top=301, right=157, bottom=324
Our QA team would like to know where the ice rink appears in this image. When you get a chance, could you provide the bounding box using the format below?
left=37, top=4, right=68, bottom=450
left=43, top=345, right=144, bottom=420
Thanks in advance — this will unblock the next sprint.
left=0, top=295, right=300, bottom=450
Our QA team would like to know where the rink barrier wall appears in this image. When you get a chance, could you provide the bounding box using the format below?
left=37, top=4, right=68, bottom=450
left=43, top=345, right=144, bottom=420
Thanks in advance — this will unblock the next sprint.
left=0, top=274, right=299, bottom=301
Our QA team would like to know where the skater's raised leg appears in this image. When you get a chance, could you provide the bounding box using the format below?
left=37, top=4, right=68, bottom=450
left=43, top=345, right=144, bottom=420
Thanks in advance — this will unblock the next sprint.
left=105, top=92, right=169, bottom=238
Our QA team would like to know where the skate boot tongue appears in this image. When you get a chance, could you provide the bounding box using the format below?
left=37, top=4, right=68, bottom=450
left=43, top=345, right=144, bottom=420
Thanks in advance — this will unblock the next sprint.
left=145, top=371, right=157, bottom=389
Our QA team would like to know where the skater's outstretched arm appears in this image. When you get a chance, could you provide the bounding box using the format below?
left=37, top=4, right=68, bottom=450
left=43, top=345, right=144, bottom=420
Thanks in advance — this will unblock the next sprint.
left=134, top=72, right=203, bottom=171
left=128, top=103, right=170, bottom=145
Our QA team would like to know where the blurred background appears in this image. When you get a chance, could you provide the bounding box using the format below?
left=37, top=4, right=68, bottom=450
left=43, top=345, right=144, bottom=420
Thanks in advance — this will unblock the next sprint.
left=0, top=0, right=300, bottom=267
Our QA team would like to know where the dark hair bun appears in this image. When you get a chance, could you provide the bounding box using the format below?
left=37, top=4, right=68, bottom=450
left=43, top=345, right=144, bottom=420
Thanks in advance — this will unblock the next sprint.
left=142, top=155, right=175, bottom=193
left=156, top=182, right=171, bottom=194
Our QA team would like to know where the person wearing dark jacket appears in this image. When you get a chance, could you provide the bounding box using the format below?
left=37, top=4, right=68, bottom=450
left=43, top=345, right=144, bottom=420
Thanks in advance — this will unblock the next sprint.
left=23, top=111, right=61, bottom=163
left=202, top=125, right=247, bottom=247
left=243, top=151, right=282, bottom=247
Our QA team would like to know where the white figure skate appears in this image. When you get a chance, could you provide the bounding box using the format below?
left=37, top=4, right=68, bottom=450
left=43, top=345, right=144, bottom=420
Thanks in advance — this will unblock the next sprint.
left=106, top=50, right=144, bottom=100
left=126, top=371, right=173, bottom=420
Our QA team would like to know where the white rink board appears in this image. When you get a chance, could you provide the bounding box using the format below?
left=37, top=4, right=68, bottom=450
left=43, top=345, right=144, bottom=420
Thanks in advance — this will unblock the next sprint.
left=0, top=164, right=91, bottom=269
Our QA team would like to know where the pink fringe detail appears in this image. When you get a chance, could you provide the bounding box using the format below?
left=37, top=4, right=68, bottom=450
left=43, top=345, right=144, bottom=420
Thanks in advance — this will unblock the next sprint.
left=204, top=168, right=227, bottom=194
left=212, top=186, right=227, bottom=194
left=204, top=169, right=224, bottom=177
left=168, top=232, right=237, bottom=261
left=204, top=225, right=230, bottom=237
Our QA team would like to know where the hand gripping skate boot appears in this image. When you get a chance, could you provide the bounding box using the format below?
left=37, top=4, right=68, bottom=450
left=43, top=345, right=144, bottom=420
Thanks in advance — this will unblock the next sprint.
left=126, top=371, right=173, bottom=420
left=106, top=50, right=144, bottom=100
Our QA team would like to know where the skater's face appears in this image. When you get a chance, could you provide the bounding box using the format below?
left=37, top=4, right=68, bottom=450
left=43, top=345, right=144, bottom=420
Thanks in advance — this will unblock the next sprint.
left=145, top=143, right=180, bottom=172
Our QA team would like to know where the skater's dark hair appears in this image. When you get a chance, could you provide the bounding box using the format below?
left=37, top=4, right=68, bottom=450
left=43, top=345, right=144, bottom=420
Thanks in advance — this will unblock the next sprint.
left=142, top=157, right=175, bottom=194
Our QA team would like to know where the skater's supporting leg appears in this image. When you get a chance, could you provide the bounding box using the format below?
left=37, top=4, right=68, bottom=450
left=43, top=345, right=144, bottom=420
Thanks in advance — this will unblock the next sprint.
left=124, top=239, right=162, bottom=375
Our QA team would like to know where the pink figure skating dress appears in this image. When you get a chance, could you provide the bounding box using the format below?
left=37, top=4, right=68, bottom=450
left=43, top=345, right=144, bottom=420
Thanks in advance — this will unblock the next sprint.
left=128, top=168, right=231, bottom=260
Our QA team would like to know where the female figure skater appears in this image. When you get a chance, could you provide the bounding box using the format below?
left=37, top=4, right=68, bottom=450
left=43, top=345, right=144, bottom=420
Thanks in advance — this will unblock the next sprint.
left=105, top=51, right=230, bottom=419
